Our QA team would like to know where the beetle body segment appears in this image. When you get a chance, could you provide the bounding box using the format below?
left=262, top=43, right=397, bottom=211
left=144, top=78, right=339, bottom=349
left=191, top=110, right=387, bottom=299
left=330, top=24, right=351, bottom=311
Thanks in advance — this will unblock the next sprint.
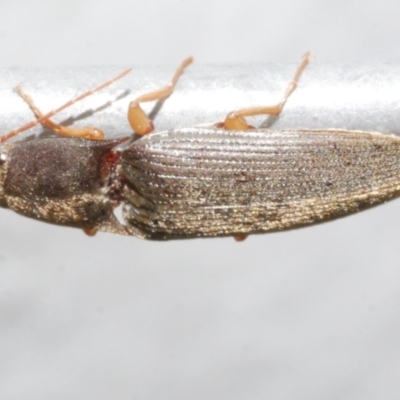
left=0, top=137, right=128, bottom=234
left=121, top=128, right=400, bottom=240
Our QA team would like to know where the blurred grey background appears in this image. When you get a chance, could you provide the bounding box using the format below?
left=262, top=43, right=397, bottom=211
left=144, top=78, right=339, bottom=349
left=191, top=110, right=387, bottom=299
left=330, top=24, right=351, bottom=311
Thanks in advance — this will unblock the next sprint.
left=1, top=1, right=400, bottom=399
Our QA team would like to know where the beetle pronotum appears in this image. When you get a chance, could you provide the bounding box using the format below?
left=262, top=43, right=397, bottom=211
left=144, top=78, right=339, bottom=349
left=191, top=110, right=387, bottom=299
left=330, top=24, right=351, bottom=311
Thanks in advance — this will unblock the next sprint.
left=1, top=54, right=400, bottom=240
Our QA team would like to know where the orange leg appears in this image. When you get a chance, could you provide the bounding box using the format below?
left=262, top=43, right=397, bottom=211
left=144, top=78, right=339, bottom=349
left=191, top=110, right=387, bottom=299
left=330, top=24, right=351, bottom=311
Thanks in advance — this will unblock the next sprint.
left=1, top=68, right=131, bottom=142
left=226, top=52, right=312, bottom=242
left=83, top=228, right=98, bottom=236
left=220, top=52, right=312, bottom=131
left=234, top=234, right=248, bottom=242
left=127, top=56, right=193, bottom=135
left=14, top=85, right=105, bottom=140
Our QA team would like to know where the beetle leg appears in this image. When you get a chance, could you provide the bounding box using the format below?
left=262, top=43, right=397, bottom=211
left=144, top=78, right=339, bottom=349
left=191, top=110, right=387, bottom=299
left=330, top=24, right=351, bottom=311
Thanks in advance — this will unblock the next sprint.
left=223, top=53, right=311, bottom=242
left=1, top=68, right=131, bottom=142
left=234, top=234, right=248, bottom=242
left=83, top=228, right=97, bottom=236
left=14, top=85, right=105, bottom=140
left=127, top=57, right=193, bottom=136
left=219, top=52, right=311, bottom=130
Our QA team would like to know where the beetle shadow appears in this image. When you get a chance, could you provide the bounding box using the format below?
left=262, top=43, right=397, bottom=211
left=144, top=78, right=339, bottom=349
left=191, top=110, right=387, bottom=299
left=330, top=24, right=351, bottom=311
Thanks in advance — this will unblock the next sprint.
left=259, top=115, right=279, bottom=129
left=28, top=89, right=132, bottom=140
left=148, top=98, right=167, bottom=122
